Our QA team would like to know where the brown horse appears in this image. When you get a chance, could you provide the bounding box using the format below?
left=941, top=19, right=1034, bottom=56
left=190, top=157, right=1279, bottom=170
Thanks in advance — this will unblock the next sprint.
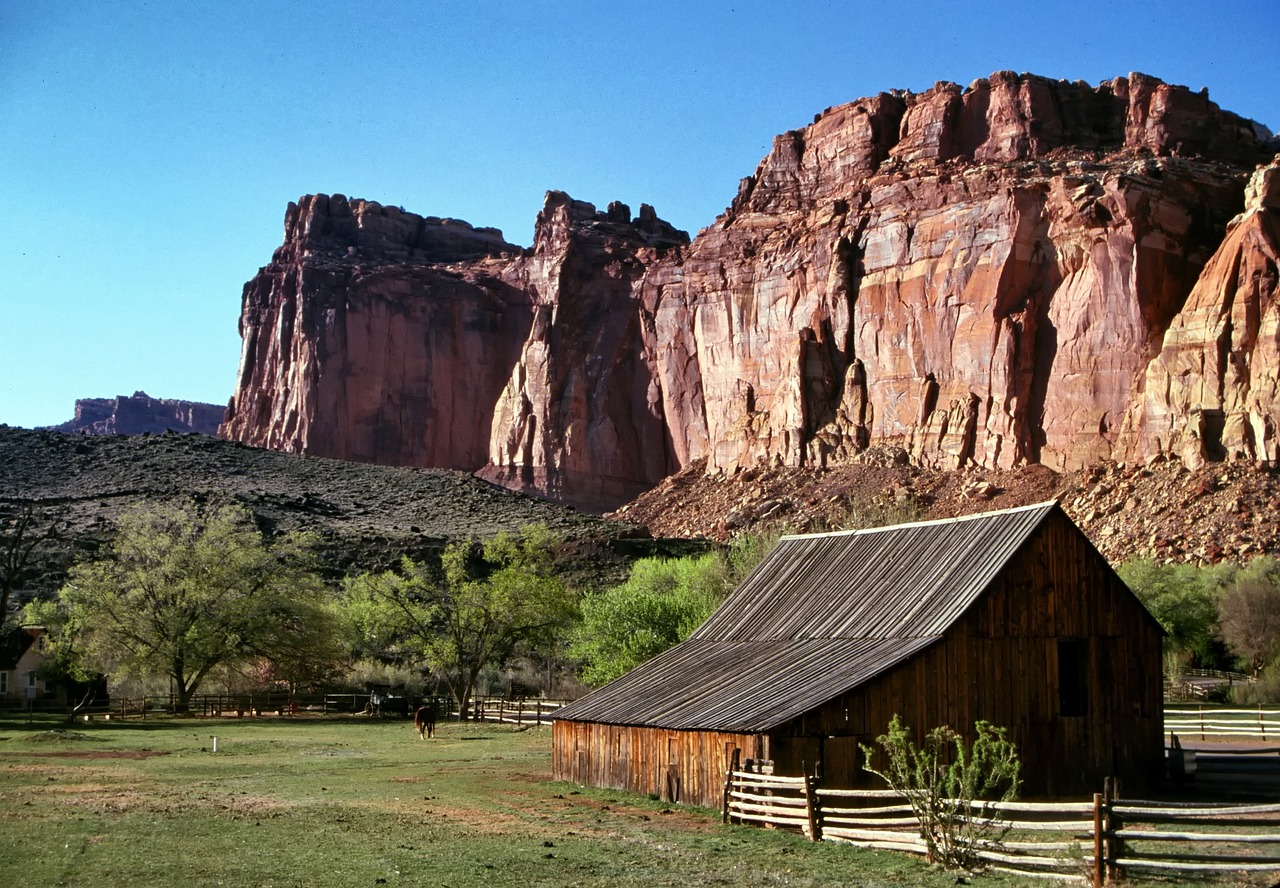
left=413, top=703, right=436, bottom=739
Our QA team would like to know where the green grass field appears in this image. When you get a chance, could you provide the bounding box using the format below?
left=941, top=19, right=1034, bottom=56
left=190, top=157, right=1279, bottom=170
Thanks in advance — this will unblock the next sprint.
left=0, top=713, right=1080, bottom=887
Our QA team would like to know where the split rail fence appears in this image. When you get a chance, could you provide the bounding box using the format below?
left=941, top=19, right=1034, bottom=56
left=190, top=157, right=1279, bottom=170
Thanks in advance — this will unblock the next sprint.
left=1165, top=704, right=1280, bottom=741
left=723, top=760, right=1280, bottom=884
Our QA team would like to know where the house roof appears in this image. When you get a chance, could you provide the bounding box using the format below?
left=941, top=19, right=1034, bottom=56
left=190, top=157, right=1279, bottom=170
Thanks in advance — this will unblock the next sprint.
left=555, top=501, right=1061, bottom=733
left=0, top=626, right=41, bottom=670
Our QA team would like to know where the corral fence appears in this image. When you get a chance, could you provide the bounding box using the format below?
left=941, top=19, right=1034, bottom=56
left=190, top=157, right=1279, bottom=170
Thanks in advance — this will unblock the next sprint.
left=1165, top=704, right=1280, bottom=741
left=73, top=693, right=568, bottom=723
left=723, top=755, right=1280, bottom=884
left=1165, top=669, right=1253, bottom=703
left=462, top=696, right=565, bottom=727
left=69, top=693, right=328, bottom=720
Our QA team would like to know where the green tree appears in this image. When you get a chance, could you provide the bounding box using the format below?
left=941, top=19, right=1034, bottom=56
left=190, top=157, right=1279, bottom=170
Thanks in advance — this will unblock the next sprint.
left=1117, top=557, right=1229, bottom=670
left=569, top=554, right=725, bottom=687
left=341, top=524, right=574, bottom=716
left=1218, top=556, right=1280, bottom=677
left=48, top=502, right=333, bottom=711
left=861, top=715, right=1022, bottom=870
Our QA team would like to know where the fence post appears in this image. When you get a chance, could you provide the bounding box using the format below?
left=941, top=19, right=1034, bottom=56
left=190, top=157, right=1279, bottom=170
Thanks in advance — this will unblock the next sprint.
left=802, top=760, right=822, bottom=842
left=1261, top=704, right=1267, bottom=740
left=1106, top=777, right=1124, bottom=883
left=1199, top=703, right=1206, bottom=742
left=723, top=746, right=741, bottom=824
left=1092, top=792, right=1105, bottom=888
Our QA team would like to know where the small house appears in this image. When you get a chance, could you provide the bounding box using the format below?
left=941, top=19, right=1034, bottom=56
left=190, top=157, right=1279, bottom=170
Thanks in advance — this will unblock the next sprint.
left=0, top=625, right=48, bottom=703
left=553, top=502, right=1164, bottom=804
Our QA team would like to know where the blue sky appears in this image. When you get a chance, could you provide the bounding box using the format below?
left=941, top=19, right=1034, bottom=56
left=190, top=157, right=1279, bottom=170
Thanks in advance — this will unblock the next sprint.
left=3, top=1, right=1276, bottom=429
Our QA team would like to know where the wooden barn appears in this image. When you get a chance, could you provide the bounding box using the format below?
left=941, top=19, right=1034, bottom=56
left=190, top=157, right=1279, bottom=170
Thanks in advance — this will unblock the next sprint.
left=553, top=502, right=1164, bottom=805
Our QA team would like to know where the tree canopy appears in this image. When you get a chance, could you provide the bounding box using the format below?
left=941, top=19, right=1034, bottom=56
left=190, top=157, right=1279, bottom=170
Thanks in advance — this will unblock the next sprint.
left=569, top=554, right=724, bottom=687
left=1218, top=557, right=1280, bottom=677
left=1, top=505, right=64, bottom=629
left=341, top=524, right=575, bottom=714
left=1117, top=556, right=1230, bottom=669
left=44, top=502, right=335, bottom=710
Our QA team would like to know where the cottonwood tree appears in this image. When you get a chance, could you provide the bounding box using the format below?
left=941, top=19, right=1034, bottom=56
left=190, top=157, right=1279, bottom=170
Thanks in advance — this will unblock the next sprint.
left=1219, top=557, right=1280, bottom=677
left=50, top=502, right=334, bottom=711
left=342, top=524, right=575, bottom=716
left=569, top=532, right=780, bottom=687
left=569, top=554, right=724, bottom=687
left=1117, top=557, right=1230, bottom=670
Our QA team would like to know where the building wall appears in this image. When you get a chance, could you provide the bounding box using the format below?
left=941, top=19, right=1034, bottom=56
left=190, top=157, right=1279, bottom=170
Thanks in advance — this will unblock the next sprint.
left=552, top=721, right=761, bottom=809
left=772, top=510, right=1164, bottom=796
left=2, top=629, right=47, bottom=701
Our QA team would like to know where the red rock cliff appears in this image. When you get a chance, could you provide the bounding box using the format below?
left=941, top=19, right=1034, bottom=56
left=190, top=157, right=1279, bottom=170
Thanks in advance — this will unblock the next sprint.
left=221, top=191, right=688, bottom=512
left=221, top=72, right=1276, bottom=511
left=646, top=72, right=1272, bottom=476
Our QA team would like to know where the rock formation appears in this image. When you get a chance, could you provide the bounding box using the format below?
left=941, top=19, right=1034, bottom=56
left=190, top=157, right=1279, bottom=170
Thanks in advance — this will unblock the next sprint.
left=645, top=73, right=1270, bottom=478
left=45, top=392, right=224, bottom=436
left=221, top=192, right=688, bottom=513
left=1126, top=160, right=1280, bottom=466
left=221, top=72, right=1277, bottom=512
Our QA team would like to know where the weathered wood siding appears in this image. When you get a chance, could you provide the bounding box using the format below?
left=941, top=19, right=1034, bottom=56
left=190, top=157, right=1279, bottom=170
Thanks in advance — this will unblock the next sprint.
left=552, top=721, right=761, bottom=808
left=772, top=510, right=1164, bottom=796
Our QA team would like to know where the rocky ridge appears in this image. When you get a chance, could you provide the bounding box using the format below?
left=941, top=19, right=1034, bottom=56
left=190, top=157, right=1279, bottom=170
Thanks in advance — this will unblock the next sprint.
left=45, top=392, right=224, bottom=436
left=611, top=452, right=1280, bottom=566
left=221, top=72, right=1278, bottom=515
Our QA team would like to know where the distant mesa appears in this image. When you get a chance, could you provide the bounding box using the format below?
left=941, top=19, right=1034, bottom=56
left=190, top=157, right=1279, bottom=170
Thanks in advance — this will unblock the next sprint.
left=44, top=392, right=225, bottom=436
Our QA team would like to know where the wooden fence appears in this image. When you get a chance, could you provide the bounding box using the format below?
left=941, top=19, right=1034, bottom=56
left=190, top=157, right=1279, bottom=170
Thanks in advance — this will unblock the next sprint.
left=723, top=760, right=1280, bottom=884
left=462, top=696, right=565, bottom=726
left=1165, top=705, right=1280, bottom=741
left=74, top=693, right=567, bottom=723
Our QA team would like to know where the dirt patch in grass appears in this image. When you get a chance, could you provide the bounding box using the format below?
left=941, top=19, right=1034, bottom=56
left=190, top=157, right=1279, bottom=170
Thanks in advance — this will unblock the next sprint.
left=24, top=729, right=96, bottom=742
left=13, top=749, right=170, bottom=760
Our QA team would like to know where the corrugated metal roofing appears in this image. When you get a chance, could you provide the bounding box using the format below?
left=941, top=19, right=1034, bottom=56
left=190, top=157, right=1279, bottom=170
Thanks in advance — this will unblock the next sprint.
left=556, top=501, right=1060, bottom=731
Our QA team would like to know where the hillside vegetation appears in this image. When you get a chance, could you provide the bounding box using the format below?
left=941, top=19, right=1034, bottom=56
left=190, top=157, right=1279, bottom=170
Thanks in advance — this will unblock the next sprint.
left=0, top=426, right=703, bottom=607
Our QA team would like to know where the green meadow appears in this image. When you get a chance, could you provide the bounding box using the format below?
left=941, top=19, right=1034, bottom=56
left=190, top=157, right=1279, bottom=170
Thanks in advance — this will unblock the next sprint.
left=0, top=713, right=1049, bottom=888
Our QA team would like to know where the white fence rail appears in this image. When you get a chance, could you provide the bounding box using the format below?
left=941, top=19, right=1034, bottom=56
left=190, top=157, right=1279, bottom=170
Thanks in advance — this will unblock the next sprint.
left=1165, top=705, right=1280, bottom=741
left=723, top=758, right=1280, bottom=885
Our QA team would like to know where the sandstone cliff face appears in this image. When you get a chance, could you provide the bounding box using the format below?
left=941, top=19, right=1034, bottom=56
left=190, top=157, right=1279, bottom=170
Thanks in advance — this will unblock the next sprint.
left=643, top=72, right=1269, bottom=477
left=221, top=192, right=688, bottom=512
left=46, top=392, right=224, bottom=436
left=221, top=194, right=532, bottom=470
left=478, top=193, right=688, bottom=512
left=1129, top=160, right=1280, bottom=466
left=222, top=72, right=1276, bottom=512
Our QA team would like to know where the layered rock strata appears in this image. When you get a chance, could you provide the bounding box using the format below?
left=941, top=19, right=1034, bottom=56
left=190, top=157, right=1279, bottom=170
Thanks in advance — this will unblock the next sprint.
left=222, top=72, right=1276, bottom=511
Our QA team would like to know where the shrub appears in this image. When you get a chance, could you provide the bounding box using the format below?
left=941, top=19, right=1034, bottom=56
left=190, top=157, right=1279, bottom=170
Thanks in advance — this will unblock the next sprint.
left=861, top=715, right=1021, bottom=870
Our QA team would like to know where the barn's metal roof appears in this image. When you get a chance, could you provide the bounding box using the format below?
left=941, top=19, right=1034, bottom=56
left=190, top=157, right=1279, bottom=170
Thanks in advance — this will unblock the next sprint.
left=556, top=501, right=1060, bottom=732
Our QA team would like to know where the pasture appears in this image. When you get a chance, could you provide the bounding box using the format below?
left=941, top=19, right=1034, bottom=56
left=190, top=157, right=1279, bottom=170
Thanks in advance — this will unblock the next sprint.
left=1, top=713, right=1002, bottom=888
